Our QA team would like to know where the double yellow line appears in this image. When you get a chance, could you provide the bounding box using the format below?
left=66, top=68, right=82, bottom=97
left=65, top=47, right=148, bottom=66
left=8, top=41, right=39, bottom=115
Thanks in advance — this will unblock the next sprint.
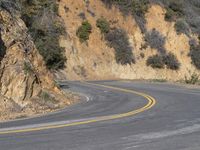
left=0, top=82, right=156, bottom=135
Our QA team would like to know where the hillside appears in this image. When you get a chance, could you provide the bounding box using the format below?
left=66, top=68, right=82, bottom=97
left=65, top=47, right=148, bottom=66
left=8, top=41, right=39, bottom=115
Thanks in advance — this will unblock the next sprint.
left=0, top=1, right=75, bottom=121
left=57, top=0, right=200, bottom=81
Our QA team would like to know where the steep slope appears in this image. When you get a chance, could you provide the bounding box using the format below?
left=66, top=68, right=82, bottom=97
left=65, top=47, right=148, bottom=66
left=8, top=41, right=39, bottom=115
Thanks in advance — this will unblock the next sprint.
left=0, top=3, right=74, bottom=121
left=58, top=0, right=200, bottom=81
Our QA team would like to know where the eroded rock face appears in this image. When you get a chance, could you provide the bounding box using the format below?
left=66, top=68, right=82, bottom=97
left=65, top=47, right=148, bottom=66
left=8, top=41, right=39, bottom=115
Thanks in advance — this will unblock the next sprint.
left=0, top=4, right=73, bottom=120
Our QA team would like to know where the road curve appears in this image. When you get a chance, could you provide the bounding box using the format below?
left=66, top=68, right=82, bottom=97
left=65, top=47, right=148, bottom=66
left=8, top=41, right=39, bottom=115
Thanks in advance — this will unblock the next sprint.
left=0, top=80, right=200, bottom=150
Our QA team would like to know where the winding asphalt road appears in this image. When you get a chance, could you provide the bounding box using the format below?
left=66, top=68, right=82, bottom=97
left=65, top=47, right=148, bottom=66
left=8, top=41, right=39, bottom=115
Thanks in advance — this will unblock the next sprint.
left=0, top=80, right=200, bottom=150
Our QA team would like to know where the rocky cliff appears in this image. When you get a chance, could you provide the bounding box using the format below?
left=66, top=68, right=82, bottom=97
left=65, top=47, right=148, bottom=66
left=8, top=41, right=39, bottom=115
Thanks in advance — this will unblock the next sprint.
left=0, top=2, right=73, bottom=121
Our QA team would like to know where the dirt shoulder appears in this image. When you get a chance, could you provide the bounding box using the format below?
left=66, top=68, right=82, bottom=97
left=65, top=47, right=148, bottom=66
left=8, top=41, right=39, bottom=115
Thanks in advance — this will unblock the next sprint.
left=0, top=90, right=79, bottom=122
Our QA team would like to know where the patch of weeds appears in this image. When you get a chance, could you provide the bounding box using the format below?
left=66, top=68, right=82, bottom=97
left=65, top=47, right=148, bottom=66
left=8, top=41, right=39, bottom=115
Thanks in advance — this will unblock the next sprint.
left=185, top=72, right=199, bottom=85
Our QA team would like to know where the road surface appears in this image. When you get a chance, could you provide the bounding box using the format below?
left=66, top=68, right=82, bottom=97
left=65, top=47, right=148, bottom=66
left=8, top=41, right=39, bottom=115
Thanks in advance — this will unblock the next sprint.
left=0, top=80, right=200, bottom=150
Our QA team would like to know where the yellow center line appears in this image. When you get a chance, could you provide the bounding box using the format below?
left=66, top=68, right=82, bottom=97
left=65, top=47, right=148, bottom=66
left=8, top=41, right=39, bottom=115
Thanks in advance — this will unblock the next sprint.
left=0, top=81, right=156, bottom=135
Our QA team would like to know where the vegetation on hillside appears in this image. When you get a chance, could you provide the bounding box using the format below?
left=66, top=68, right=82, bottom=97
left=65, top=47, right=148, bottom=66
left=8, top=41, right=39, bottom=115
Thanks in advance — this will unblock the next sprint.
left=146, top=54, right=164, bottom=69
left=163, top=52, right=180, bottom=70
left=18, top=0, right=66, bottom=70
left=102, top=0, right=200, bottom=36
left=95, top=17, right=135, bottom=65
left=190, top=43, right=200, bottom=70
left=105, top=28, right=135, bottom=65
left=149, top=0, right=200, bottom=35
left=76, top=21, right=92, bottom=42
left=145, top=29, right=166, bottom=54
left=174, top=19, right=190, bottom=36
left=96, top=17, right=110, bottom=34
left=101, top=0, right=150, bottom=33
left=147, top=53, right=180, bottom=70
left=184, top=72, right=199, bottom=85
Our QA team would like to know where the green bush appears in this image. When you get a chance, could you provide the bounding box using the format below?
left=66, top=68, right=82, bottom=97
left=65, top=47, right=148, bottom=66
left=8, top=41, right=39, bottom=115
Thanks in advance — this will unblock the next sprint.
left=163, top=52, right=180, bottom=70
left=105, top=28, right=135, bottom=65
left=76, top=21, right=92, bottom=42
left=146, top=54, right=164, bottom=69
left=96, top=17, right=110, bottom=34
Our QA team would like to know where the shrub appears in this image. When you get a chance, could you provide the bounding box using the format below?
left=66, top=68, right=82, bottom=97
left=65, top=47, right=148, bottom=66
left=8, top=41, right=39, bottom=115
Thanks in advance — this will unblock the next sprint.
left=76, top=21, right=92, bottom=42
left=175, top=19, right=190, bottom=35
left=96, top=17, right=110, bottom=34
left=185, top=72, right=199, bottom=85
left=163, top=52, right=180, bottom=70
left=145, top=29, right=166, bottom=54
left=146, top=54, right=164, bottom=69
left=105, top=28, right=135, bottom=65
left=190, top=45, right=200, bottom=69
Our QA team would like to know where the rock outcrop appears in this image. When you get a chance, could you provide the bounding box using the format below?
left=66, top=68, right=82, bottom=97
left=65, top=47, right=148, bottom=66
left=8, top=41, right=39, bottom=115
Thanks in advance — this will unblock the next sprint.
left=0, top=3, right=73, bottom=121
